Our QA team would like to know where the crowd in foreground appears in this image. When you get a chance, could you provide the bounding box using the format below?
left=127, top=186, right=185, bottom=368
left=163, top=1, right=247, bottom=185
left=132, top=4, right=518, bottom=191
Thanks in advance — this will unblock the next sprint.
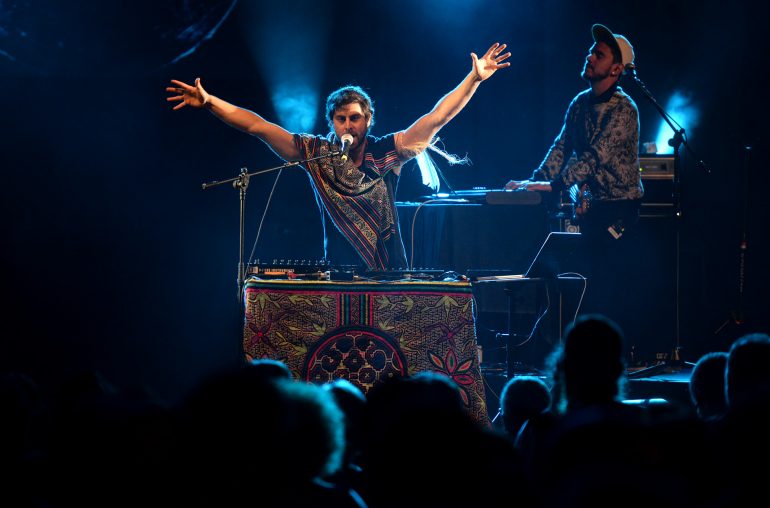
left=3, top=314, right=768, bottom=508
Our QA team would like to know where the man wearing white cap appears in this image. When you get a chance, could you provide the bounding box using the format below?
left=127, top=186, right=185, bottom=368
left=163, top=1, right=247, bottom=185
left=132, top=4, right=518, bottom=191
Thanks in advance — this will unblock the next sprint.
left=505, top=24, right=644, bottom=319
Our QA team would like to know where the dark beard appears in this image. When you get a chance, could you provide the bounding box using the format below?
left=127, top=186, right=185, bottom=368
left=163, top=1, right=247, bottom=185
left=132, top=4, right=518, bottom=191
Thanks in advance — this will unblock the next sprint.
left=581, top=63, right=611, bottom=82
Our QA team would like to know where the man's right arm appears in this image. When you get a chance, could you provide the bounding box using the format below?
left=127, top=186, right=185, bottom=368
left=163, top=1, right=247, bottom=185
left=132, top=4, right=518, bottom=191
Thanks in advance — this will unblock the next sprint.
left=533, top=124, right=570, bottom=182
left=167, top=78, right=301, bottom=162
left=533, top=96, right=580, bottom=183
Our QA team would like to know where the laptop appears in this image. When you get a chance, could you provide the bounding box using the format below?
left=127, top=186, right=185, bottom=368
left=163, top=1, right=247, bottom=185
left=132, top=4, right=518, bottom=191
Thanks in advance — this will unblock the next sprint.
left=475, top=232, right=583, bottom=281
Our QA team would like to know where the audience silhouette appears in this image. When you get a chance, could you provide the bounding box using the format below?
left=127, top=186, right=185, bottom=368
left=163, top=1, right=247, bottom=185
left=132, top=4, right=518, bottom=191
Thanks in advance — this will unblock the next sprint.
left=249, top=357, right=294, bottom=381
left=4, top=326, right=770, bottom=507
left=498, top=374, right=551, bottom=441
left=174, top=363, right=364, bottom=507
left=715, top=332, right=770, bottom=507
left=688, top=351, right=728, bottom=421
left=516, top=314, right=715, bottom=508
left=322, top=378, right=368, bottom=499
left=362, top=371, right=531, bottom=507
left=41, top=369, right=175, bottom=508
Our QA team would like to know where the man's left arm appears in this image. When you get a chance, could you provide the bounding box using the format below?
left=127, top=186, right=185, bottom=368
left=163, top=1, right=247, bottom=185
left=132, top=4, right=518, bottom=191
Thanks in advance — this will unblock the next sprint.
left=398, top=43, right=511, bottom=165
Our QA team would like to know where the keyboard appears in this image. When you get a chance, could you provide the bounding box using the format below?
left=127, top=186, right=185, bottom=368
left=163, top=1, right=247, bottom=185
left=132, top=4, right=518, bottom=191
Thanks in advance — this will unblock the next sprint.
left=418, top=188, right=542, bottom=205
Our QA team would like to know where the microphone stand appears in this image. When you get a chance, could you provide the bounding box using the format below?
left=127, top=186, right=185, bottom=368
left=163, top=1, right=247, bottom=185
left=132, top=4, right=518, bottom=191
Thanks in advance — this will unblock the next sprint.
left=626, top=66, right=708, bottom=379
left=201, top=151, right=343, bottom=305
left=714, top=145, right=752, bottom=336
left=201, top=150, right=343, bottom=365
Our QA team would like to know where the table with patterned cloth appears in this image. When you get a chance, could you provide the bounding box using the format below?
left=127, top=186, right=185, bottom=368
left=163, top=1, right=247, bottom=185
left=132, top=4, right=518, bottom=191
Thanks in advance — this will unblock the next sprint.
left=242, top=278, right=489, bottom=426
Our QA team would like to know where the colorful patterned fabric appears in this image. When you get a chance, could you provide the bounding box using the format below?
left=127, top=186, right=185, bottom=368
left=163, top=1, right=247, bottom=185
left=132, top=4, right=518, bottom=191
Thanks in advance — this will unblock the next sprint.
left=294, top=133, right=407, bottom=270
left=243, top=278, right=489, bottom=426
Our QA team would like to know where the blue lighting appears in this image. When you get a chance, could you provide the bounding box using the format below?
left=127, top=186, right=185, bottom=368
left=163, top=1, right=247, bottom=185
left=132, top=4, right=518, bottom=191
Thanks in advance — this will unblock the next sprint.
left=654, top=90, right=700, bottom=154
left=272, top=83, right=318, bottom=134
left=239, top=1, right=330, bottom=134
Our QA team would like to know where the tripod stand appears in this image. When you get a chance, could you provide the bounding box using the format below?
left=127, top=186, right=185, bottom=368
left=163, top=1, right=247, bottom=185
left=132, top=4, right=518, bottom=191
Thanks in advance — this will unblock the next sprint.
left=201, top=151, right=345, bottom=301
left=626, top=66, right=709, bottom=379
left=714, top=145, right=752, bottom=338
left=200, top=150, right=345, bottom=361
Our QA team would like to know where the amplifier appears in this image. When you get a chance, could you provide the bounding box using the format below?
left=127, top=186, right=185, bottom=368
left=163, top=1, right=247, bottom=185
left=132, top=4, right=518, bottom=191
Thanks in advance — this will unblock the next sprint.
left=639, top=155, right=674, bottom=180
left=638, top=154, right=675, bottom=211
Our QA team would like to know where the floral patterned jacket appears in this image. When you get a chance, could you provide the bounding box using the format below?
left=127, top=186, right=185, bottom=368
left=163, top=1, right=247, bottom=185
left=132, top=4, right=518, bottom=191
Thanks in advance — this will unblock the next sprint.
left=532, top=84, right=644, bottom=202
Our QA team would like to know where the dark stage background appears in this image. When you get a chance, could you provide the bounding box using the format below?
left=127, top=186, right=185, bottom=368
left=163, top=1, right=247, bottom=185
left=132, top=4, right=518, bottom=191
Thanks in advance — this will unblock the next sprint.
left=2, top=0, right=768, bottom=404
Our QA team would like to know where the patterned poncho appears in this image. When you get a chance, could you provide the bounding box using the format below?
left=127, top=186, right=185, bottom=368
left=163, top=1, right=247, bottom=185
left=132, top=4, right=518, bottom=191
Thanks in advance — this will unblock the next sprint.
left=294, top=132, right=409, bottom=270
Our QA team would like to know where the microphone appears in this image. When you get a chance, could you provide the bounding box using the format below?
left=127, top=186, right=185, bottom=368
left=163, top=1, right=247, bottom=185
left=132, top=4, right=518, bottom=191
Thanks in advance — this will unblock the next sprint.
left=339, top=134, right=354, bottom=162
left=625, top=63, right=636, bottom=76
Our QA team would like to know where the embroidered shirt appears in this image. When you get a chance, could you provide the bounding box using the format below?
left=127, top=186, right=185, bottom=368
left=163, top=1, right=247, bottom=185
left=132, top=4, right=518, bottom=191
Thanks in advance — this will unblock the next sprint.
left=532, top=85, right=644, bottom=201
left=294, top=132, right=409, bottom=270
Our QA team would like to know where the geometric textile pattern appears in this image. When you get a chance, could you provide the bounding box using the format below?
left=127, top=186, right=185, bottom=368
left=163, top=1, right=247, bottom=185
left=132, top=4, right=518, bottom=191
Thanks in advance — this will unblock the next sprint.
left=243, top=278, right=489, bottom=426
left=305, top=326, right=407, bottom=392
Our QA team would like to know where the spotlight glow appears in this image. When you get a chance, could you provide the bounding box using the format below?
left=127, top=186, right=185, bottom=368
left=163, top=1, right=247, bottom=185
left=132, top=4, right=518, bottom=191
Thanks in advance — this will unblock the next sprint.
left=272, top=84, right=318, bottom=134
left=239, top=2, right=330, bottom=134
left=654, top=90, right=700, bottom=154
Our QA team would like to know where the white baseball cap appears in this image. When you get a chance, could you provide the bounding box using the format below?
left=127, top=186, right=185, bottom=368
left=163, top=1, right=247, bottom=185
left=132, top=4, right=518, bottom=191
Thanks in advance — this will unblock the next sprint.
left=591, top=23, right=635, bottom=72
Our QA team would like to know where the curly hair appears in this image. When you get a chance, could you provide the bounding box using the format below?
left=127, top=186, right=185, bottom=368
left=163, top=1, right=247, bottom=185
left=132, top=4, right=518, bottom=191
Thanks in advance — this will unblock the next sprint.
left=325, top=85, right=375, bottom=131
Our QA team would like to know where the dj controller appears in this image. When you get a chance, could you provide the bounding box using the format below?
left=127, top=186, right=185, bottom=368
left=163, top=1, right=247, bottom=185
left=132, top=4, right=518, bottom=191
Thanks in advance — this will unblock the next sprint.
left=246, top=259, right=464, bottom=282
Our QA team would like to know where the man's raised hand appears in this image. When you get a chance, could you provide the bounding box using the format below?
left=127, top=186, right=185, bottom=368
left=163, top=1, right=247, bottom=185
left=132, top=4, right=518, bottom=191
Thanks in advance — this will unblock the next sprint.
left=471, top=42, right=511, bottom=81
left=166, top=77, right=210, bottom=110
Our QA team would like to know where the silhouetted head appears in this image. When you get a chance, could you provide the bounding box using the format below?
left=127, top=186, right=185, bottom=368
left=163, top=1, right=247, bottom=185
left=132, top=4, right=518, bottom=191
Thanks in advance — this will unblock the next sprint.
left=689, top=351, right=728, bottom=419
left=500, top=375, right=551, bottom=436
left=555, top=314, right=627, bottom=410
left=726, top=332, right=770, bottom=409
left=322, top=378, right=366, bottom=470
left=247, top=358, right=293, bottom=382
